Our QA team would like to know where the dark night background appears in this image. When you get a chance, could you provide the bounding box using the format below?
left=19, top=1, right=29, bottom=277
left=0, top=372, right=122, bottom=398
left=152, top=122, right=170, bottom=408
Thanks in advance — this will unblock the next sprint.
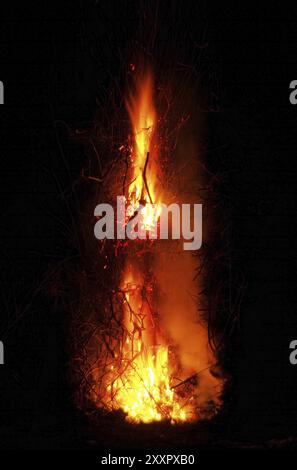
left=0, top=0, right=297, bottom=459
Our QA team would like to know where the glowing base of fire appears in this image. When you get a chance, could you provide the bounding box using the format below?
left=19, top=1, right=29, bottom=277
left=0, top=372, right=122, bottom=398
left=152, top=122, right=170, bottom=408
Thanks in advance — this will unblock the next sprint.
left=106, top=342, right=195, bottom=424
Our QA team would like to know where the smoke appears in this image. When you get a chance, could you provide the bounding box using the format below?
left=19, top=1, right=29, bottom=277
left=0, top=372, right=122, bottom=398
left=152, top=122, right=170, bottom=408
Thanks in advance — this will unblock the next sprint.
left=154, top=243, right=221, bottom=409
left=153, top=100, right=223, bottom=410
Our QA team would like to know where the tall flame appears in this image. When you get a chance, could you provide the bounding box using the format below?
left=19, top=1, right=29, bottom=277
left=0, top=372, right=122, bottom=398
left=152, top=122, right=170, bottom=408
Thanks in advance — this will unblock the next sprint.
left=108, top=264, right=192, bottom=423
left=101, top=69, right=195, bottom=423
left=100, top=67, right=221, bottom=423
left=125, top=71, right=162, bottom=231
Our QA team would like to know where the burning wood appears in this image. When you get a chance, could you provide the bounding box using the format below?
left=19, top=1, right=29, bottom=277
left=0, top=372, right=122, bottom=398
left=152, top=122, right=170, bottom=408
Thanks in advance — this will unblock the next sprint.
left=87, top=65, right=223, bottom=424
left=91, top=66, right=222, bottom=423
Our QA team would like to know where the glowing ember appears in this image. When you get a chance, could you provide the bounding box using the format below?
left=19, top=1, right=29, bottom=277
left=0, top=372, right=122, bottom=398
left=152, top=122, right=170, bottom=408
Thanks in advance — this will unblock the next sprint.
left=109, top=341, right=188, bottom=423
left=125, top=70, right=162, bottom=224
left=104, top=265, right=195, bottom=423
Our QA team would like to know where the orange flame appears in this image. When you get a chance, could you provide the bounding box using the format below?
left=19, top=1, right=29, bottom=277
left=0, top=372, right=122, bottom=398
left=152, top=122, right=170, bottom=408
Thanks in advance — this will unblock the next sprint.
left=126, top=71, right=156, bottom=202
left=125, top=70, right=162, bottom=231
left=101, top=69, right=195, bottom=423
left=106, top=265, right=194, bottom=423
left=99, top=67, right=222, bottom=423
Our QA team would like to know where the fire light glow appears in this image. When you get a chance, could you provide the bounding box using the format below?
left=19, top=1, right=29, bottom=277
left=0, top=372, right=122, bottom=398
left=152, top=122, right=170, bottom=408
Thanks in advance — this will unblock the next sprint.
left=98, top=67, right=221, bottom=423
left=107, top=266, right=194, bottom=423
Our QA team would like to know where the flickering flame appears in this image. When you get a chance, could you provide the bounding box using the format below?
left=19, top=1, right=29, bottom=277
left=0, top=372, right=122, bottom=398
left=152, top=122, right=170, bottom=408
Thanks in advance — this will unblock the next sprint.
left=125, top=70, right=162, bottom=231
left=103, top=69, right=194, bottom=423
left=111, top=341, right=187, bottom=423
